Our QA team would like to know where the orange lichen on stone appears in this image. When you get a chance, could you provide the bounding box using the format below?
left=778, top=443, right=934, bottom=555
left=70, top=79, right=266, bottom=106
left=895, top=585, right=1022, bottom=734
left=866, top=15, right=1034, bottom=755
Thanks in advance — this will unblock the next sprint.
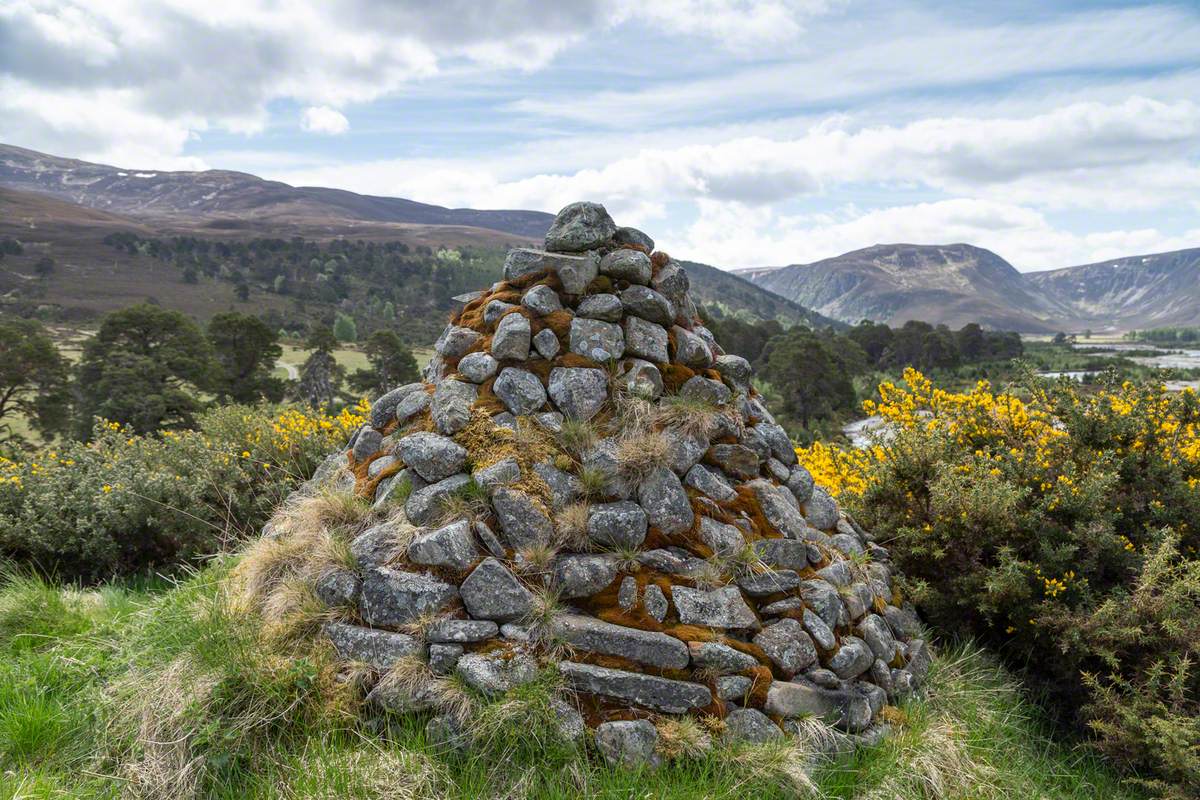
left=719, top=485, right=777, bottom=541
left=659, top=363, right=696, bottom=393
left=555, top=352, right=603, bottom=370
left=472, top=378, right=508, bottom=415
left=650, top=251, right=671, bottom=270
left=357, top=459, right=403, bottom=501
left=537, top=310, right=574, bottom=341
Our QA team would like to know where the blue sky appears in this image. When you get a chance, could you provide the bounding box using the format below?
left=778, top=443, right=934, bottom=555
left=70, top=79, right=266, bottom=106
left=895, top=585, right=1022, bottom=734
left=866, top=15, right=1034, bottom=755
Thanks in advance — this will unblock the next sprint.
left=2, top=0, right=1199, bottom=270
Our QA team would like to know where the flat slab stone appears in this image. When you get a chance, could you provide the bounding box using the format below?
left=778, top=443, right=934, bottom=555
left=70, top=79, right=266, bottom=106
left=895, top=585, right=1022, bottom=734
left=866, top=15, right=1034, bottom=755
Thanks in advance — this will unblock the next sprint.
left=552, top=554, right=619, bottom=598
left=456, top=651, right=538, bottom=695
left=324, top=622, right=423, bottom=671
left=407, top=519, right=479, bottom=571
left=671, top=585, right=757, bottom=629
left=359, top=567, right=458, bottom=627
left=459, top=557, right=534, bottom=623
left=425, top=619, right=499, bottom=643
left=687, top=641, right=760, bottom=674
left=553, top=614, right=689, bottom=669
left=559, top=661, right=712, bottom=714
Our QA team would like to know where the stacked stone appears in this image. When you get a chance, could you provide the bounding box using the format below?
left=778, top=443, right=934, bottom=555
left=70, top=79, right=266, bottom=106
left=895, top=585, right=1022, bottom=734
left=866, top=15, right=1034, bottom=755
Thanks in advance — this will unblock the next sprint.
left=310, top=201, right=929, bottom=764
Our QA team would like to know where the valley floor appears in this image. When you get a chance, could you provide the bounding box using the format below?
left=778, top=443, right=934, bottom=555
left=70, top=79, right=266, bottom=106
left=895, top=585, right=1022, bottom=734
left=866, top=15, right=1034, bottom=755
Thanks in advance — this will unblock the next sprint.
left=0, top=563, right=1142, bottom=800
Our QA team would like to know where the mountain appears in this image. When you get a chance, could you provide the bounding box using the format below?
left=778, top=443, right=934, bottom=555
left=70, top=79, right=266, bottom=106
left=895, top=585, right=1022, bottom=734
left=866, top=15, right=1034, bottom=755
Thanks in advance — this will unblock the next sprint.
left=737, top=244, right=1072, bottom=332
left=0, top=143, right=553, bottom=238
left=1026, top=248, right=1200, bottom=331
left=1, top=144, right=833, bottom=337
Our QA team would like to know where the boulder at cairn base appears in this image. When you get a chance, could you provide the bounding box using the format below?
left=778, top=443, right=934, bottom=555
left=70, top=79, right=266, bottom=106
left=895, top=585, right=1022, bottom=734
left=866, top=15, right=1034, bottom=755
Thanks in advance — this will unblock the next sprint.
left=260, top=200, right=929, bottom=756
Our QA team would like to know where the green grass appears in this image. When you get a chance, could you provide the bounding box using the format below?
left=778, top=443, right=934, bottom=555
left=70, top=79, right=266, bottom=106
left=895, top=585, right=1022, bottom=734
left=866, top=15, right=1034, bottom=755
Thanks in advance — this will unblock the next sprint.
left=0, top=563, right=1145, bottom=800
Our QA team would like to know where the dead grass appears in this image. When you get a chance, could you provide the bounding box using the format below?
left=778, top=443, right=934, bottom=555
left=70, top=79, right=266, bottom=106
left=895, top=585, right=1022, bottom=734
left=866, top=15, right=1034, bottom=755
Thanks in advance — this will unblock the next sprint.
left=656, top=716, right=713, bottom=760
left=553, top=501, right=591, bottom=551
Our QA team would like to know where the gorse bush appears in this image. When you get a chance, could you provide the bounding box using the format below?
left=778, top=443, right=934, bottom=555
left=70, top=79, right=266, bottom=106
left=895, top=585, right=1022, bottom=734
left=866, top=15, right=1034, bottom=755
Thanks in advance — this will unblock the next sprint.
left=0, top=402, right=365, bottom=582
left=798, top=369, right=1200, bottom=797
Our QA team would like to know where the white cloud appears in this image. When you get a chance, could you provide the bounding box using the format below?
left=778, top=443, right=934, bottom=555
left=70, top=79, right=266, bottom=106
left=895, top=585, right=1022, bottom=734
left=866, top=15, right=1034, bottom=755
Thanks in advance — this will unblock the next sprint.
left=300, top=106, right=349, bottom=135
left=673, top=198, right=1200, bottom=270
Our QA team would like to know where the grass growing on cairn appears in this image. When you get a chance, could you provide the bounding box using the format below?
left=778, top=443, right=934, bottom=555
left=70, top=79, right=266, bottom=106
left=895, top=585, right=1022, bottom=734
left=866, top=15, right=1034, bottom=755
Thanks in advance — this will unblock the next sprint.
left=0, top=563, right=1143, bottom=800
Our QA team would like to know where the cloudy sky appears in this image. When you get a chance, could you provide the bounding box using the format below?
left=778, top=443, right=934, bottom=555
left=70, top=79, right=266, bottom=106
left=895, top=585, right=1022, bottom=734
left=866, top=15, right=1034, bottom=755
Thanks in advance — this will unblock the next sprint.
left=2, top=0, right=1199, bottom=270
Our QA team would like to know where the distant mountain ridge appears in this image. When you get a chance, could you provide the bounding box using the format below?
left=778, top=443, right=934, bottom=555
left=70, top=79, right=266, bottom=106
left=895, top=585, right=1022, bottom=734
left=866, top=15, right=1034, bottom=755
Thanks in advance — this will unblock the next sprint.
left=738, top=243, right=1200, bottom=333
left=0, top=143, right=554, bottom=238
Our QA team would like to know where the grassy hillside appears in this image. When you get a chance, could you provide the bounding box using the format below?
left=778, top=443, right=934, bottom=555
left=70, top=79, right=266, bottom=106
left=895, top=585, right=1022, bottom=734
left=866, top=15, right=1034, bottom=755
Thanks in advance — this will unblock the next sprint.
left=0, top=563, right=1140, bottom=799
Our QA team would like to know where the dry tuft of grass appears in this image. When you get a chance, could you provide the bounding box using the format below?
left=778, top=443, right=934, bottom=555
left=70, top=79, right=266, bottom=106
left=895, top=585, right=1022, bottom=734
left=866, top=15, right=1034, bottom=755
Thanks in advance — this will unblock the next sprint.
left=614, top=427, right=671, bottom=483
left=727, top=740, right=822, bottom=798
left=432, top=479, right=492, bottom=527
left=516, top=543, right=559, bottom=576
left=553, top=501, right=591, bottom=551
left=376, top=657, right=478, bottom=724
left=656, top=716, right=713, bottom=760
left=575, top=465, right=609, bottom=501
left=557, top=418, right=597, bottom=456
left=656, top=395, right=726, bottom=440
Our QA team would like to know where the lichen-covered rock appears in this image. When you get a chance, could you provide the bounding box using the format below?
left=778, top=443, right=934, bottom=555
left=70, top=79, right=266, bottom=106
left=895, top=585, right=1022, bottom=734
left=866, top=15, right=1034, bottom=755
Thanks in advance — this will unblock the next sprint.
left=370, top=383, right=424, bottom=428
left=569, top=318, right=624, bottom=361
left=620, top=285, right=674, bottom=326
left=545, top=201, right=616, bottom=253
left=459, top=558, right=534, bottom=622
left=315, top=568, right=360, bottom=607
left=724, top=708, right=782, bottom=743
left=623, top=316, right=669, bottom=363
left=552, top=554, right=618, bottom=598
left=617, top=358, right=664, bottom=399
left=458, top=351, right=499, bottom=383
left=504, top=248, right=599, bottom=294
left=637, top=467, right=693, bottom=535
left=472, top=457, right=520, bottom=489
left=395, top=432, right=467, bottom=483
left=828, top=636, right=875, bottom=680
left=426, top=619, right=499, bottom=643
left=404, top=473, right=470, bottom=526
left=324, top=622, right=422, bottom=670
left=613, top=226, right=654, bottom=252
left=435, top=325, right=482, bottom=359
left=553, top=614, right=689, bottom=669
left=359, top=567, right=458, bottom=627
left=407, top=520, right=479, bottom=571
left=533, top=327, right=560, bottom=359
left=707, top=443, right=760, bottom=481
left=577, top=292, right=623, bottom=321
left=687, top=641, right=759, bottom=673
left=644, top=584, right=669, bottom=621
left=493, top=367, right=547, bottom=416
left=684, top=463, right=736, bottom=502
left=522, top=284, right=562, bottom=315
left=586, top=501, right=648, bottom=549
left=698, top=516, right=744, bottom=556
left=672, top=326, right=713, bottom=368
left=491, top=487, right=553, bottom=550
left=548, top=367, right=608, bottom=420
left=600, top=249, right=652, bottom=285
left=754, top=618, right=817, bottom=676
left=747, top=478, right=807, bottom=539
left=805, top=487, right=840, bottom=530
left=456, top=650, right=538, bottom=694
left=559, top=662, right=711, bottom=714
left=431, top=379, right=477, bottom=435
left=672, top=585, right=756, bottom=629
left=594, top=720, right=660, bottom=769
left=492, top=312, right=532, bottom=361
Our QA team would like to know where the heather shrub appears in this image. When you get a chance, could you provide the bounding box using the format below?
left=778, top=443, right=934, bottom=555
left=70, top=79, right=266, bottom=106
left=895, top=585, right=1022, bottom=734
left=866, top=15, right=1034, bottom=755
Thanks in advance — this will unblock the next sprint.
left=798, top=370, right=1200, bottom=796
left=0, top=402, right=365, bottom=582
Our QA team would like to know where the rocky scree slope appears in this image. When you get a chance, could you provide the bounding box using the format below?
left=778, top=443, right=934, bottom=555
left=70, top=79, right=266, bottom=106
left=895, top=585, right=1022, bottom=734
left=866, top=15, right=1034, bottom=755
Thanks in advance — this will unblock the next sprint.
left=267, top=202, right=930, bottom=767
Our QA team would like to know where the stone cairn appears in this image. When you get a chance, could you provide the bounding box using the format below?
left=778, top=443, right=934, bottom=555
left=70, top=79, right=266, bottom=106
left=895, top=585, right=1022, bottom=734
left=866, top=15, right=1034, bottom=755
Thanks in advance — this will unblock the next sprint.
left=306, top=201, right=929, bottom=766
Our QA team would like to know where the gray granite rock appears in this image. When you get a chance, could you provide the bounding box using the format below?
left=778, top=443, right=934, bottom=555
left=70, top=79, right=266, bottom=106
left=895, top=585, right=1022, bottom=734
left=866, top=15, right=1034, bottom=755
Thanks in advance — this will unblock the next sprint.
left=600, top=249, right=652, bottom=285
left=684, top=464, right=737, bottom=502
left=622, top=316, right=669, bottom=363
left=672, top=326, right=713, bottom=368
left=425, top=619, right=499, bottom=643
left=395, top=389, right=431, bottom=425
left=616, top=358, right=663, bottom=399
left=707, top=443, right=760, bottom=481
left=713, top=355, right=752, bottom=392
left=532, top=327, right=560, bottom=359
left=370, top=383, right=424, bottom=428
left=315, top=568, right=360, bottom=608
left=644, top=584, right=669, bottom=621
left=785, top=466, right=815, bottom=505
left=724, top=708, right=782, bottom=743
left=618, top=576, right=638, bottom=611
left=324, top=622, right=422, bottom=670
left=569, top=317, right=624, bottom=361
left=395, top=432, right=467, bottom=483
left=521, top=284, right=562, bottom=315
left=680, top=375, right=730, bottom=406
left=407, top=520, right=479, bottom=571
left=548, top=367, right=608, bottom=420
left=544, top=202, right=616, bottom=253
left=576, top=292, right=623, bottom=321
left=637, top=467, right=694, bottom=535
left=504, top=248, right=600, bottom=294
left=620, top=285, right=674, bottom=326
left=747, top=478, right=807, bottom=539
left=883, top=604, right=922, bottom=640
left=473, top=520, right=507, bottom=558
left=594, top=719, right=661, bottom=769
left=760, top=596, right=804, bottom=615
left=650, top=260, right=690, bottom=315
left=805, top=487, right=840, bottom=530
left=352, top=428, right=383, bottom=462
left=800, top=579, right=845, bottom=630
left=804, top=608, right=837, bottom=651
left=428, top=644, right=464, bottom=676
left=587, top=501, right=648, bottom=549
left=687, top=641, right=759, bottom=673
left=472, top=457, right=521, bottom=489
left=435, top=325, right=482, bottom=359
left=666, top=429, right=709, bottom=475
left=456, top=650, right=539, bottom=694
left=352, top=523, right=404, bottom=568
left=457, top=351, right=499, bottom=383
left=492, top=312, right=532, bottom=361
left=715, top=675, right=752, bottom=701
left=367, top=455, right=399, bottom=479
left=552, top=554, right=618, bottom=598
left=559, top=662, right=711, bottom=714
left=532, top=460, right=581, bottom=509
left=432, top=379, right=477, bottom=435
left=484, top=299, right=516, bottom=326
left=755, top=422, right=797, bottom=466
left=553, top=613, right=689, bottom=669
left=491, top=487, right=553, bottom=550
left=737, top=569, right=801, bottom=596
left=613, top=226, right=654, bottom=252
left=754, top=619, right=817, bottom=676
left=459, top=558, right=534, bottom=623
left=698, top=516, right=745, bottom=557
left=359, top=567, right=458, bottom=627
left=404, top=473, right=470, bottom=526
left=672, top=585, right=757, bottom=629
left=828, top=636, right=875, bottom=680
left=753, top=538, right=810, bottom=571
left=493, top=367, right=547, bottom=416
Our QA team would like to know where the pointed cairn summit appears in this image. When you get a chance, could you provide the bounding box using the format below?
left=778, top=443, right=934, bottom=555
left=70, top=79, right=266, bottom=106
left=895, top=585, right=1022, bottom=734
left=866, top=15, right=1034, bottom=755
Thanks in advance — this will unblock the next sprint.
left=275, top=201, right=929, bottom=766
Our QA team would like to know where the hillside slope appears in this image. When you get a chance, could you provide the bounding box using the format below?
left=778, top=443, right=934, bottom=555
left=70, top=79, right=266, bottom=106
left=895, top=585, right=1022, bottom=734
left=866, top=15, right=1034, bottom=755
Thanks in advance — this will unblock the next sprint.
left=0, top=142, right=554, bottom=238
left=738, top=244, right=1071, bottom=332
left=1027, top=247, right=1200, bottom=330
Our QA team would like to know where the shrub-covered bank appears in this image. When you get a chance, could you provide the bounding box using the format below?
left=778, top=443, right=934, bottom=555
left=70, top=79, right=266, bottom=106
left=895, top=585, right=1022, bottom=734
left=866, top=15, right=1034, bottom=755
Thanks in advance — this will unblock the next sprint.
left=798, top=371, right=1200, bottom=797
left=0, top=403, right=365, bottom=582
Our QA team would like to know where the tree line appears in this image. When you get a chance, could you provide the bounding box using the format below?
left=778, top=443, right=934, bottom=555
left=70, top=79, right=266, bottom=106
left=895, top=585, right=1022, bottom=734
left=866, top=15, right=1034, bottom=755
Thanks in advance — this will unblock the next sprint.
left=0, top=307, right=419, bottom=451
